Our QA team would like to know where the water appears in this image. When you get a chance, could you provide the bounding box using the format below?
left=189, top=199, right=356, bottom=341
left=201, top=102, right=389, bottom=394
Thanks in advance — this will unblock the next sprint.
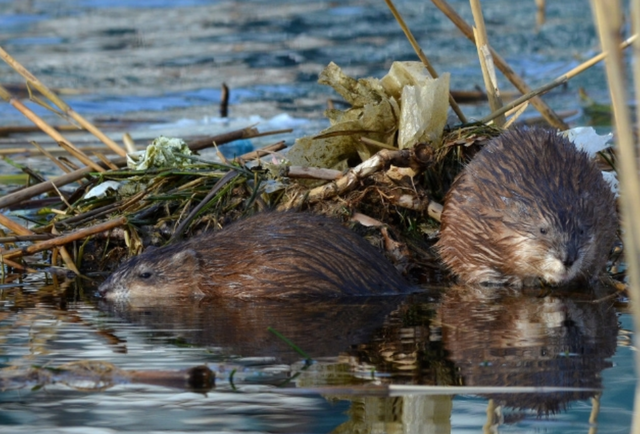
left=0, top=0, right=634, bottom=432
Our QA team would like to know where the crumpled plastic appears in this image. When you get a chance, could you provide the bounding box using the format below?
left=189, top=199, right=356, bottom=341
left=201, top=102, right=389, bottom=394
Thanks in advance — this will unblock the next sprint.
left=286, top=61, right=450, bottom=169
left=127, top=136, right=194, bottom=170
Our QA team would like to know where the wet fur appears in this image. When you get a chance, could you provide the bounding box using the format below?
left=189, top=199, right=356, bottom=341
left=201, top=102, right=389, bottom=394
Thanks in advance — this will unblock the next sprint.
left=436, top=127, right=617, bottom=286
left=99, top=213, right=409, bottom=299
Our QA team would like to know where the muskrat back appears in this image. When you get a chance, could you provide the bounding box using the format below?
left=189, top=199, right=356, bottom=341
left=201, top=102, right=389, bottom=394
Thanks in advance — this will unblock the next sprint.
left=98, top=212, right=409, bottom=299
left=436, top=127, right=617, bottom=287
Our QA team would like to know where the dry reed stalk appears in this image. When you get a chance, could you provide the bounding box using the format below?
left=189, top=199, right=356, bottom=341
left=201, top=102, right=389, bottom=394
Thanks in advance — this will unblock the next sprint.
left=469, top=0, right=506, bottom=127
left=431, top=0, right=568, bottom=129
left=51, top=226, right=80, bottom=275
left=0, top=256, right=37, bottom=273
left=0, top=146, right=118, bottom=157
left=383, top=0, right=467, bottom=124
left=286, top=166, right=342, bottom=180
left=535, top=0, right=546, bottom=28
left=0, top=216, right=127, bottom=261
left=0, top=125, right=78, bottom=135
left=235, top=141, right=287, bottom=162
left=592, top=0, right=640, bottom=416
left=0, top=234, right=55, bottom=243
left=29, top=141, right=73, bottom=174
left=0, top=46, right=127, bottom=158
left=92, top=151, right=119, bottom=170
left=360, top=137, right=399, bottom=150
left=481, top=34, right=637, bottom=125
left=0, top=214, right=33, bottom=236
left=122, top=133, right=136, bottom=153
left=0, top=85, right=105, bottom=172
left=187, top=127, right=290, bottom=152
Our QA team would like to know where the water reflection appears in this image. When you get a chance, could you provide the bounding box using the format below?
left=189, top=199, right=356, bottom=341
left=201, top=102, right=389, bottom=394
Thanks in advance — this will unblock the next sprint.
left=97, top=283, right=619, bottom=417
left=99, top=295, right=408, bottom=364
left=0, top=276, right=625, bottom=431
left=438, top=285, right=618, bottom=414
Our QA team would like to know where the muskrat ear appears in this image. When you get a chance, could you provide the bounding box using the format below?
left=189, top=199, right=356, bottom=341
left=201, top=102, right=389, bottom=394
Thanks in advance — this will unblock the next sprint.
left=169, top=249, right=200, bottom=268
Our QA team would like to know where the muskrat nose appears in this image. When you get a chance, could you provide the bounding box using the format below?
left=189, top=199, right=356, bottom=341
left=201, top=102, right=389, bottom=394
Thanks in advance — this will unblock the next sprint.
left=96, top=280, right=110, bottom=298
left=562, top=246, right=579, bottom=269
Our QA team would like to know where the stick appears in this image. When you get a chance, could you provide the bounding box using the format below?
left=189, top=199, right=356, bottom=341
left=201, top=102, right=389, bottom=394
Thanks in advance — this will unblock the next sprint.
left=0, top=234, right=55, bottom=243
left=1, top=216, right=127, bottom=260
left=286, top=166, right=342, bottom=180
left=0, top=256, right=37, bottom=273
left=431, top=0, right=568, bottom=129
left=235, top=141, right=287, bottom=162
left=383, top=0, right=467, bottom=124
left=220, top=83, right=229, bottom=118
left=29, top=141, right=72, bottom=174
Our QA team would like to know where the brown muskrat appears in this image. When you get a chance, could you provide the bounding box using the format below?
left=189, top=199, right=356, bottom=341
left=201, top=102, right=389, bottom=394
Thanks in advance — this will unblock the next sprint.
left=98, top=212, right=409, bottom=299
left=436, top=127, right=617, bottom=287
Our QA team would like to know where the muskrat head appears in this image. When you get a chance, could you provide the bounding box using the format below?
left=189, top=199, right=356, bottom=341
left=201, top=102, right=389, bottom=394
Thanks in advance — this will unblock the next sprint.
left=506, top=206, right=597, bottom=286
left=98, top=246, right=204, bottom=300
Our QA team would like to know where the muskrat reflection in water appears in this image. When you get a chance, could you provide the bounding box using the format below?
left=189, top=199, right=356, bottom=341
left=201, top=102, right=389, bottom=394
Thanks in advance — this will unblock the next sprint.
left=98, top=212, right=409, bottom=299
left=436, top=127, right=617, bottom=287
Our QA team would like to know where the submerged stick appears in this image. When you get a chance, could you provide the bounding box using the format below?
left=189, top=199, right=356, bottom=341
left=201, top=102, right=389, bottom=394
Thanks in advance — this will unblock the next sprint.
left=383, top=0, right=467, bottom=124
left=0, top=45, right=127, bottom=157
left=1, top=216, right=127, bottom=260
left=431, top=0, right=568, bottom=129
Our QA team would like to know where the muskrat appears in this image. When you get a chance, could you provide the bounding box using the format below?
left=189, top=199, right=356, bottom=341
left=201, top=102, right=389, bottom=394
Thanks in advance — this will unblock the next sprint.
left=98, top=212, right=409, bottom=299
left=436, top=127, right=617, bottom=287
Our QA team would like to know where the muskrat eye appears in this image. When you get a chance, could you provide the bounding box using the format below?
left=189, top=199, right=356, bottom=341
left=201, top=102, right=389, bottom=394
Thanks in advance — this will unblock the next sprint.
left=139, top=272, right=152, bottom=279
left=540, top=227, right=548, bottom=235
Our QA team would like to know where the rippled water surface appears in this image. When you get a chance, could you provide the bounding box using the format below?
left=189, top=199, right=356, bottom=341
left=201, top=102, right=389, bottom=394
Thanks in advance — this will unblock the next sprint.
left=0, top=0, right=634, bottom=432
